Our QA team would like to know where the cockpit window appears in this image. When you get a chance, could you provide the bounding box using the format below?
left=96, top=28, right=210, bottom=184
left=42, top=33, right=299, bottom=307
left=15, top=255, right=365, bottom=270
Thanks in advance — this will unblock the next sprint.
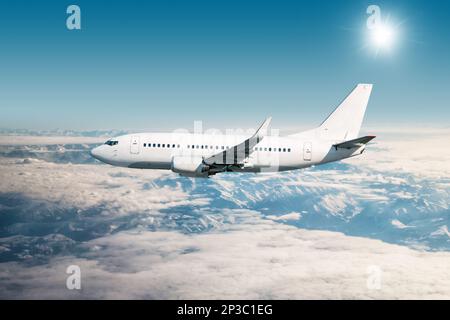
left=105, top=140, right=119, bottom=146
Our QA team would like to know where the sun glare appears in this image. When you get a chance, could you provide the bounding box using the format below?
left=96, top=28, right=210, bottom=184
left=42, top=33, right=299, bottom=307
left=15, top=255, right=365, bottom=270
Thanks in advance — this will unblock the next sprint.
left=372, top=23, right=396, bottom=49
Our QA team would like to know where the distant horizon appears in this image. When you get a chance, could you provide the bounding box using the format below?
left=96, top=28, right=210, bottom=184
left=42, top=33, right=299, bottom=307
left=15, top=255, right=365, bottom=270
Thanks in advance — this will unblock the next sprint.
left=0, top=121, right=448, bottom=134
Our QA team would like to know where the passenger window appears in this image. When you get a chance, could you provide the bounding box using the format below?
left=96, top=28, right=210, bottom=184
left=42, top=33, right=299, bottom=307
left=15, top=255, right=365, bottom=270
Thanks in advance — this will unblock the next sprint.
left=144, top=143, right=146, bottom=147
left=283, top=148, right=286, bottom=152
left=269, top=148, right=272, bottom=151
left=288, top=148, right=291, bottom=152
left=177, top=144, right=180, bottom=148
left=278, top=148, right=281, bottom=152
left=221, top=146, right=224, bottom=150
left=157, top=144, right=160, bottom=147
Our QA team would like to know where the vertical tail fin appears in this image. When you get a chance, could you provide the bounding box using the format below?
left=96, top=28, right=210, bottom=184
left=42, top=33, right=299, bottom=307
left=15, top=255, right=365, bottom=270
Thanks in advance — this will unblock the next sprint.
left=318, top=84, right=373, bottom=141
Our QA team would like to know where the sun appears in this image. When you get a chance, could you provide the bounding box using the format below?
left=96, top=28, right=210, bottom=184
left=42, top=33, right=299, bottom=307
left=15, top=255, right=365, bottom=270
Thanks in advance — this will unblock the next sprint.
left=371, top=23, right=396, bottom=49
left=365, top=16, right=403, bottom=57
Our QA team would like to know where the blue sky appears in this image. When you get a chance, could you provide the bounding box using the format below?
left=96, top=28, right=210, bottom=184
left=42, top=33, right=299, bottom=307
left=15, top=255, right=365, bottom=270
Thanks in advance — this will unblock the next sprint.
left=0, top=0, right=449, bottom=130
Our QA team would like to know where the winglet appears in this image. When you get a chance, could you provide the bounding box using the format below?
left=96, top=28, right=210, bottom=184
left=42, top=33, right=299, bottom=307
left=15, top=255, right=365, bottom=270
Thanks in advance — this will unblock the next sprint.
left=203, top=117, right=272, bottom=166
left=254, top=117, right=272, bottom=140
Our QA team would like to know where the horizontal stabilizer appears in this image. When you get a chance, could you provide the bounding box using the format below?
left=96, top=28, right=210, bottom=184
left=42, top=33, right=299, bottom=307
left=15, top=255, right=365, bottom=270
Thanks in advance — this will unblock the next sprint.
left=333, top=135, right=376, bottom=150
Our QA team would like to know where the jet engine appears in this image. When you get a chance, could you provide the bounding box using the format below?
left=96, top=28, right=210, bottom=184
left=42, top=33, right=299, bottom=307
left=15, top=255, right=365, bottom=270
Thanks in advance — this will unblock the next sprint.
left=171, top=156, right=210, bottom=177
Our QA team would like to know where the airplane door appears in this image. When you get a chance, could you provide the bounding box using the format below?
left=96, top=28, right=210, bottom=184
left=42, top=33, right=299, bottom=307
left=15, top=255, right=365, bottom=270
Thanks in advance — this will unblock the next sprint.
left=303, top=142, right=312, bottom=161
left=130, top=136, right=140, bottom=154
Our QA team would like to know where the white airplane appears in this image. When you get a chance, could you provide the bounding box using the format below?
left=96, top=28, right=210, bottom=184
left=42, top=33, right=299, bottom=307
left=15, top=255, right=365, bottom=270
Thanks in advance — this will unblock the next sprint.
left=91, top=84, right=375, bottom=177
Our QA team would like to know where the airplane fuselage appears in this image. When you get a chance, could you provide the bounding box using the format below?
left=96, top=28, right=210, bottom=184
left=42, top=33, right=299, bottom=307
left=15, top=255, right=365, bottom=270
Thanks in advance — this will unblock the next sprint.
left=91, top=132, right=364, bottom=174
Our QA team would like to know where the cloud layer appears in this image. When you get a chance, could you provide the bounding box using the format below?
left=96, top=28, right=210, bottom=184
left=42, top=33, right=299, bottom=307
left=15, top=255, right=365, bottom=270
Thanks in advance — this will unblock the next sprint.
left=0, top=129, right=449, bottom=299
left=2, top=211, right=450, bottom=299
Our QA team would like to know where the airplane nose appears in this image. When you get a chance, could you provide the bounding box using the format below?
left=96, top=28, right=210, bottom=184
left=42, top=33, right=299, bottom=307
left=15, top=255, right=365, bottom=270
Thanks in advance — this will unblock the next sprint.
left=90, top=146, right=100, bottom=160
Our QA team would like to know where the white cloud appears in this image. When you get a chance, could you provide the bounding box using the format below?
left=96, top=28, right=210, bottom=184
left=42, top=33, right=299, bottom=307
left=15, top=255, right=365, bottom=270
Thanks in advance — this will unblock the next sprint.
left=1, top=211, right=450, bottom=299
left=0, top=158, right=210, bottom=215
left=266, top=212, right=301, bottom=221
left=346, top=130, right=450, bottom=179
left=0, top=136, right=105, bottom=146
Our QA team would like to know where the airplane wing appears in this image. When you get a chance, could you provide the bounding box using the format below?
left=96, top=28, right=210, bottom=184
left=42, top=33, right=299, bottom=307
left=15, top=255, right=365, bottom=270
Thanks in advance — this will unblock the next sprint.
left=333, top=135, right=376, bottom=150
left=204, top=117, right=272, bottom=166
